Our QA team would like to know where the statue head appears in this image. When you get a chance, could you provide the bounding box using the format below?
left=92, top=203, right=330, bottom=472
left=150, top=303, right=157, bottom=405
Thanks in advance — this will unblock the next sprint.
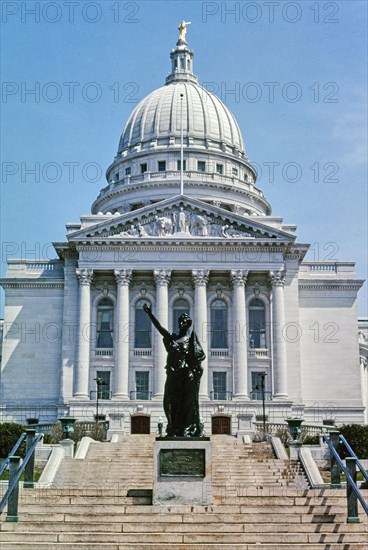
left=178, top=313, right=192, bottom=330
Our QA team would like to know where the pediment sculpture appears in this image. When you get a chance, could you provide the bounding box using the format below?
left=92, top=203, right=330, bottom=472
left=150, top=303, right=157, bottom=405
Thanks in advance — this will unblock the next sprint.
left=108, top=207, right=257, bottom=239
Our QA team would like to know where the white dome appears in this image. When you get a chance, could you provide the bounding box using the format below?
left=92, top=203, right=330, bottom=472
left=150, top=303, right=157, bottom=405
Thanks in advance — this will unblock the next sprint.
left=115, top=40, right=247, bottom=159
left=93, top=39, right=271, bottom=217
left=118, top=82, right=245, bottom=156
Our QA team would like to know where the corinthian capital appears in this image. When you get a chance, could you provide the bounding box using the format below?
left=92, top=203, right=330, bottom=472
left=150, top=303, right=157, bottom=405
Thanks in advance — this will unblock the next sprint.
left=230, top=270, right=248, bottom=287
left=76, top=268, right=94, bottom=286
left=269, top=269, right=286, bottom=288
left=154, top=269, right=171, bottom=286
left=114, top=269, right=132, bottom=286
left=192, top=269, right=209, bottom=287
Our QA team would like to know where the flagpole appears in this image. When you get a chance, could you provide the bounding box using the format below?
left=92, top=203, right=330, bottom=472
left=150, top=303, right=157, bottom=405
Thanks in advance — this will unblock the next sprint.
left=180, top=93, right=184, bottom=195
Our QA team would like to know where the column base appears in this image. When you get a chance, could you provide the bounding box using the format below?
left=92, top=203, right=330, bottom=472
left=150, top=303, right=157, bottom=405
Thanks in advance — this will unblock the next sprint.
left=272, top=393, right=289, bottom=400
left=233, top=394, right=250, bottom=400
left=152, top=393, right=164, bottom=401
left=72, top=393, right=89, bottom=400
left=199, top=393, right=210, bottom=400
left=112, top=394, right=129, bottom=400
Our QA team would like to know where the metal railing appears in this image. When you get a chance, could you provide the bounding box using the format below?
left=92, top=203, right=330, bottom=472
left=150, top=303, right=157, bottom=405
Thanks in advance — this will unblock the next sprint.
left=89, top=390, right=112, bottom=400
left=130, top=391, right=152, bottom=400
left=0, top=430, right=43, bottom=522
left=322, top=434, right=368, bottom=522
left=0, top=433, right=26, bottom=478
left=250, top=390, right=273, bottom=401
left=210, top=391, right=233, bottom=401
left=339, top=435, right=368, bottom=485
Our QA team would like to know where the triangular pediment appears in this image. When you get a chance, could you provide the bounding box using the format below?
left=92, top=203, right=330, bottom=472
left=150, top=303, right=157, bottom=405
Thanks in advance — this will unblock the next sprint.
left=67, top=196, right=296, bottom=243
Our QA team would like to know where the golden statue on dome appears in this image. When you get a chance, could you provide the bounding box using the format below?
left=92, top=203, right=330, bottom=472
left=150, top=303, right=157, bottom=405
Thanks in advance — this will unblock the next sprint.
left=178, top=20, right=191, bottom=42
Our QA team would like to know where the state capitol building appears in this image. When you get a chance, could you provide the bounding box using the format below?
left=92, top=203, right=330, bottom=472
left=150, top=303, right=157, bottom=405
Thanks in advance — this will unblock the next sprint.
left=1, top=29, right=367, bottom=433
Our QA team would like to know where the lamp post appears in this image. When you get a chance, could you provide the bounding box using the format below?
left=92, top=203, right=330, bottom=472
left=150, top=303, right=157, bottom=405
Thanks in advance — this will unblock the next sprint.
left=255, top=372, right=267, bottom=434
left=94, top=377, right=107, bottom=422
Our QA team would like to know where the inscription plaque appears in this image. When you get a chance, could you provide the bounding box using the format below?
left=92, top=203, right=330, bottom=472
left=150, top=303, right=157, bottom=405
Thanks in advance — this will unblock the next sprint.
left=159, top=449, right=205, bottom=477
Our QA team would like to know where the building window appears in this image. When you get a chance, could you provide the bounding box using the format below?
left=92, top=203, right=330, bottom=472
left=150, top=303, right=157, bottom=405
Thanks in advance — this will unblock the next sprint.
left=250, top=372, right=271, bottom=401
left=135, top=299, right=152, bottom=348
left=115, top=172, right=119, bottom=181
left=232, top=167, right=238, bottom=176
left=172, top=298, right=190, bottom=331
left=125, top=167, right=131, bottom=176
left=140, top=163, right=147, bottom=174
left=177, top=160, right=187, bottom=171
left=210, top=299, right=228, bottom=349
left=216, top=164, right=223, bottom=175
left=96, top=371, right=111, bottom=400
left=158, top=161, right=166, bottom=172
left=197, top=161, right=206, bottom=172
left=244, top=172, right=248, bottom=182
left=135, top=371, right=150, bottom=400
left=249, top=298, right=266, bottom=348
left=213, top=372, right=227, bottom=400
left=96, top=298, right=114, bottom=349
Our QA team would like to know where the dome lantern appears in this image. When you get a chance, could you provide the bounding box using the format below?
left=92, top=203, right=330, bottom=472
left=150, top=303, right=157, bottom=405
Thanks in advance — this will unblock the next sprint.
left=166, top=21, right=198, bottom=85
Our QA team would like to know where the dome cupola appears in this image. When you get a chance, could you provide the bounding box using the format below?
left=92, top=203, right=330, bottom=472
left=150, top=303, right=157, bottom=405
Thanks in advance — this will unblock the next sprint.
left=92, top=24, right=270, bottom=217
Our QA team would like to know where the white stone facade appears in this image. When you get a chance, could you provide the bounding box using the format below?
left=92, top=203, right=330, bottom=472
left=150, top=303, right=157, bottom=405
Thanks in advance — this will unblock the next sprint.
left=0, top=37, right=365, bottom=432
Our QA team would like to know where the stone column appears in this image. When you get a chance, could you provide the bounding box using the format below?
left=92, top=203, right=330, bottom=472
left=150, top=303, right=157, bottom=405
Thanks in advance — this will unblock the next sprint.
left=59, top=254, right=78, bottom=404
left=192, top=270, right=209, bottom=399
left=153, top=269, right=171, bottom=397
left=230, top=270, right=249, bottom=399
left=114, top=269, right=132, bottom=399
left=269, top=269, right=288, bottom=398
left=74, top=269, right=93, bottom=398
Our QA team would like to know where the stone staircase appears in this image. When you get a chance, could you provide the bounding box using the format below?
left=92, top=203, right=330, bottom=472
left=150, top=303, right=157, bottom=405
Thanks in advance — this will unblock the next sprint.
left=52, top=434, right=154, bottom=502
left=212, top=435, right=308, bottom=498
left=1, top=434, right=367, bottom=549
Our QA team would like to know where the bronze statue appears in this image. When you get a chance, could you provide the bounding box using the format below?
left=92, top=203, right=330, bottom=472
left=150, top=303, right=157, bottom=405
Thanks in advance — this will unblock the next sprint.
left=143, top=304, right=205, bottom=437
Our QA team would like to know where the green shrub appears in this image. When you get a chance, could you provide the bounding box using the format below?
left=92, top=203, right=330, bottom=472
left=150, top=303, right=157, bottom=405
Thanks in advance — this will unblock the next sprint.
left=0, top=423, right=26, bottom=458
left=275, top=426, right=290, bottom=446
left=47, top=421, right=106, bottom=444
left=303, top=435, right=320, bottom=446
left=338, top=424, right=368, bottom=459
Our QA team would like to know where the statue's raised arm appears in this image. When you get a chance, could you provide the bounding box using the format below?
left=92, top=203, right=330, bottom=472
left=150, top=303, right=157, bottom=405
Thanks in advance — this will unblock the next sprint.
left=143, top=303, right=170, bottom=338
left=178, top=20, right=191, bottom=42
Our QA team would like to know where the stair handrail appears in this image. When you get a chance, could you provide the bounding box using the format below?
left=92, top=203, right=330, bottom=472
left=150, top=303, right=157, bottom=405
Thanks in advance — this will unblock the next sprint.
left=0, top=432, right=43, bottom=514
left=322, top=435, right=368, bottom=515
left=339, top=435, right=368, bottom=483
left=0, top=433, right=26, bottom=478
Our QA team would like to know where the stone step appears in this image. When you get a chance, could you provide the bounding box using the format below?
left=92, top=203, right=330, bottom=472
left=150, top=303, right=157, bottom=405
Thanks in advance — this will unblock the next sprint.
left=6, top=511, right=355, bottom=524
left=2, top=521, right=366, bottom=534
left=1, top=531, right=367, bottom=545
left=2, top=544, right=368, bottom=550
left=10, top=502, right=351, bottom=515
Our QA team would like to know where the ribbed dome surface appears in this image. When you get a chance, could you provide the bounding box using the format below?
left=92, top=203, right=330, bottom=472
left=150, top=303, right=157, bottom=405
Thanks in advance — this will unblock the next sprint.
left=118, top=81, right=245, bottom=154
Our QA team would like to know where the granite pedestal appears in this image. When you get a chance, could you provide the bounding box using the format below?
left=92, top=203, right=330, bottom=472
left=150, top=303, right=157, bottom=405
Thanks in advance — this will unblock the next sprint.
left=153, top=438, right=212, bottom=505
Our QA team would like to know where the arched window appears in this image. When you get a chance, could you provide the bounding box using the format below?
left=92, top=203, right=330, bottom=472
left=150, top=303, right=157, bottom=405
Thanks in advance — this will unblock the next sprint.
left=211, top=299, right=228, bottom=349
left=135, top=299, right=152, bottom=348
left=96, top=298, right=114, bottom=348
left=172, top=298, right=190, bottom=331
left=249, top=298, right=266, bottom=348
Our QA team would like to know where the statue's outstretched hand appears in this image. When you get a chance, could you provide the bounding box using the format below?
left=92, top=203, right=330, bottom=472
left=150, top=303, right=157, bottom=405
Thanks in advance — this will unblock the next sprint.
left=143, top=303, right=151, bottom=314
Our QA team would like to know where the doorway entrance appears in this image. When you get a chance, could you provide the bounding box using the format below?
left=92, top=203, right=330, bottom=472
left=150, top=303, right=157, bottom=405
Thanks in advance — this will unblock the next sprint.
left=131, top=415, right=150, bottom=434
left=211, top=415, right=231, bottom=435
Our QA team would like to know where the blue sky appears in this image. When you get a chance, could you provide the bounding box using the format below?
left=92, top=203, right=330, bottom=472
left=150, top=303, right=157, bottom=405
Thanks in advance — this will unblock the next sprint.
left=1, top=0, right=367, bottom=314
